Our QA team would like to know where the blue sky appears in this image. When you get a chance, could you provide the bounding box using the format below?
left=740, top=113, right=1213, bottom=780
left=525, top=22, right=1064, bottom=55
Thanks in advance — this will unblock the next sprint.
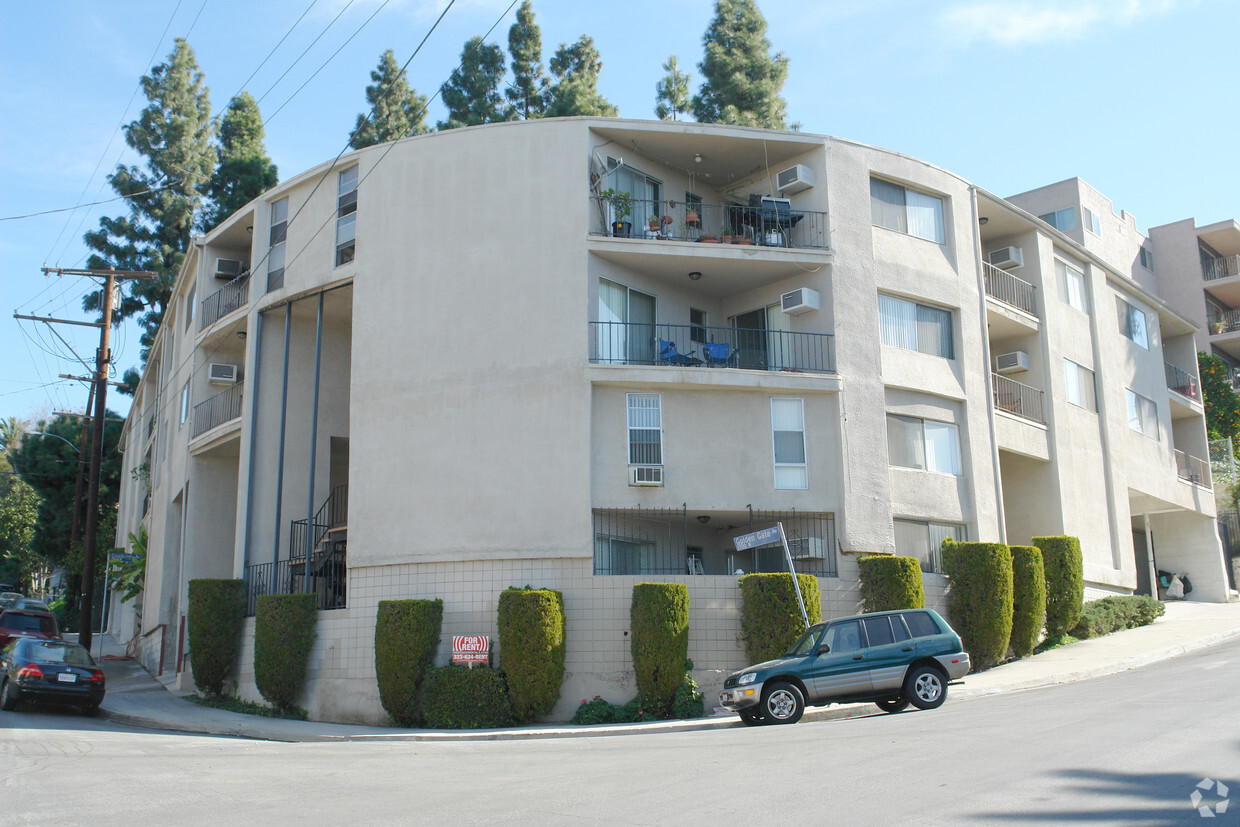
left=2, top=0, right=1236, bottom=423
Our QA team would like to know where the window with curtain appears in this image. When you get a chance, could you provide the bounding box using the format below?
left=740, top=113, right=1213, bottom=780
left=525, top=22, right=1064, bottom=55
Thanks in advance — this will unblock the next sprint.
left=1056, top=259, right=1089, bottom=314
left=1125, top=390, right=1159, bottom=439
left=335, top=166, right=358, bottom=266
left=627, top=393, right=662, bottom=465
left=771, top=397, right=807, bottom=489
left=1138, top=246, right=1154, bottom=272
left=594, top=535, right=656, bottom=575
left=1039, top=207, right=1076, bottom=232
left=894, top=519, right=965, bottom=573
left=1063, top=359, right=1097, bottom=411
left=267, top=196, right=288, bottom=291
left=887, top=415, right=961, bottom=475
left=1116, top=296, right=1149, bottom=349
left=879, top=294, right=954, bottom=358
left=870, top=178, right=945, bottom=244
left=598, top=279, right=656, bottom=364
left=184, top=286, right=195, bottom=330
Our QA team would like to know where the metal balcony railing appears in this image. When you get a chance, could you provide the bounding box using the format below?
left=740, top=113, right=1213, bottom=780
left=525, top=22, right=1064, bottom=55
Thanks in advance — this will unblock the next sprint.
left=1203, top=254, right=1240, bottom=282
left=992, top=373, right=1045, bottom=424
left=1207, top=307, right=1240, bottom=335
left=590, top=321, right=835, bottom=374
left=200, top=273, right=250, bottom=330
left=243, top=554, right=346, bottom=616
left=190, top=382, right=243, bottom=438
left=982, top=262, right=1037, bottom=316
left=589, top=196, right=828, bottom=250
left=1175, top=449, right=1211, bottom=486
left=1165, top=361, right=1201, bottom=401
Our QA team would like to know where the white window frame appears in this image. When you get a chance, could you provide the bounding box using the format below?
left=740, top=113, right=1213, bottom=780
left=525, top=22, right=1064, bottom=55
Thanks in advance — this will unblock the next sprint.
left=893, top=519, right=966, bottom=574
left=335, top=166, right=358, bottom=267
left=1117, top=296, right=1149, bottom=349
left=1039, top=207, right=1076, bottom=232
left=1083, top=207, right=1101, bottom=236
left=878, top=294, right=955, bottom=359
left=267, top=196, right=288, bottom=291
left=179, top=382, right=190, bottom=426
left=1056, top=259, right=1090, bottom=315
left=184, top=286, right=195, bottom=331
left=771, top=397, right=808, bottom=490
left=886, top=414, right=962, bottom=476
left=870, top=177, right=946, bottom=244
left=1063, top=359, right=1097, bottom=411
left=1125, top=389, right=1159, bottom=439
left=626, top=393, right=662, bottom=467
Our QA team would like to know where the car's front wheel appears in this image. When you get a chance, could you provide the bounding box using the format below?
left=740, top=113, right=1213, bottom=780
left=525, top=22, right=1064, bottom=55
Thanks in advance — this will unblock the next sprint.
left=760, top=682, right=804, bottom=724
left=876, top=698, right=910, bottom=713
left=904, top=665, right=947, bottom=710
left=0, top=678, right=18, bottom=711
left=738, top=708, right=764, bottom=726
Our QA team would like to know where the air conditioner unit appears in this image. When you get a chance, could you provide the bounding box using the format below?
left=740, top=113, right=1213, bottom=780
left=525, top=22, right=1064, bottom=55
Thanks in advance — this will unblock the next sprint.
left=208, top=363, right=238, bottom=385
left=995, top=351, right=1031, bottom=374
left=776, top=164, right=815, bottom=194
left=987, top=246, right=1023, bottom=270
left=787, top=537, right=825, bottom=560
left=781, top=287, right=820, bottom=316
left=629, top=466, right=663, bottom=487
left=214, top=258, right=245, bottom=280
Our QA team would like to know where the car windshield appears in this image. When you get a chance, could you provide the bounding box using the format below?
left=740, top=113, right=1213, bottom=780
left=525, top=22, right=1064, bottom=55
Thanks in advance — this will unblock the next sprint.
left=785, top=624, right=826, bottom=656
left=1, top=613, right=57, bottom=634
left=24, top=641, right=95, bottom=666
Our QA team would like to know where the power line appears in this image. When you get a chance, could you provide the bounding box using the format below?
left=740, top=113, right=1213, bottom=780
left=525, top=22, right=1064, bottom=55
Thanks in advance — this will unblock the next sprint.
left=0, top=180, right=181, bottom=222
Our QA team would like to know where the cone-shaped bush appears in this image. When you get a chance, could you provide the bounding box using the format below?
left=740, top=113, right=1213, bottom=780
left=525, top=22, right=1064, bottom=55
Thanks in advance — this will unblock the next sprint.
left=374, top=599, right=443, bottom=726
left=738, top=573, right=822, bottom=663
left=630, top=583, right=689, bottom=712
left=1009, top=545, right=1047, bottom=657
left=942, top=542, right=1013, bottom=669
left=497, top=587, right=565, bottom=723
left=1033, top=536, right=1084, bottom=637
left=858, top=556, right=925, bottom=613
left=187, top=579, right=246, bottom=696
left=254, top=593, right=317, bottom=711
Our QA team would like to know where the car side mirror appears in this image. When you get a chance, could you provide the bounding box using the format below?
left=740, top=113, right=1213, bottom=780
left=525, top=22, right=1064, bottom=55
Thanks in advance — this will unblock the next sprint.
left=816, top=644, right=831, bottom=654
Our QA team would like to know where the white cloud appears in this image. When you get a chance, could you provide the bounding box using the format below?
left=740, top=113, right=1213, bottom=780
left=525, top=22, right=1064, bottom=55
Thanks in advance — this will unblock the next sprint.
left=939, top=0, right=1186, bottom=46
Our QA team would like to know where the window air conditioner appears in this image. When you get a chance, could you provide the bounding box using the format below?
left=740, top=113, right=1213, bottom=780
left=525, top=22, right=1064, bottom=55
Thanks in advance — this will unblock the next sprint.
left=995, top=351, right=1031, bottom=374
left=787, top=537, right=825, bottom=560
left=776, top=164, right=815, bottom=194
left=781, top=287, right=820, bottom=316
left=987, top=246, right=1023, bottom=270
left=214, top=258, right=245, bottom=280
left=208, top=363, right=238, bottom=385
left=629, top=466, right=663, bottom=487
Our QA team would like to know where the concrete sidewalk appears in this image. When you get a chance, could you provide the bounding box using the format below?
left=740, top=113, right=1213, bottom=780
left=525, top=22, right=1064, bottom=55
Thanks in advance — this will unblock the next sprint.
left=89, top=600, right=1240, bottom=743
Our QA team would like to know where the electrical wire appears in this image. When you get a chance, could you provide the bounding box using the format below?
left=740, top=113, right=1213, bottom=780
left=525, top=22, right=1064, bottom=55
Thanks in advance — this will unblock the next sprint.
left=0, top=180, right=182, bottom=222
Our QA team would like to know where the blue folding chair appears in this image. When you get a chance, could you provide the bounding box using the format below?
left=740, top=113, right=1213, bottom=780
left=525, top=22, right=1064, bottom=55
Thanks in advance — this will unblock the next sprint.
left=658, top=338, right=702, bottom=366
left=702, top=342, right=738, bottom=367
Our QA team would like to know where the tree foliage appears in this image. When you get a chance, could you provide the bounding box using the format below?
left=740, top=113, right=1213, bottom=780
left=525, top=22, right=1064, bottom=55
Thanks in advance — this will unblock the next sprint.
left=439, top=37, right=513, bottom=130
left=545, top=36, right=617, bottom=118
left=693, top=0, right=789, bottom=129
left=0, top=476, right=42, bottom=586
left=350, top=49, right=430, bottom=149
left=655, top=55, right=691, bottom=121
left=203, top=91, right=278, bottom=230
left=506, top=1, right=548, bottom=119
left=1199, top=352, right=1240, bottom=440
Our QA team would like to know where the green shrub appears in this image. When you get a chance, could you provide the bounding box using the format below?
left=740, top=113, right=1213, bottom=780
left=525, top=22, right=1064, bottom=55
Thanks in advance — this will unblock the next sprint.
left=1009, top=546, right=1047, bottom=658
left=858, top=555, right=925, bottom=612
left=670, top=669, right=705, bottom=719
left=570, top=661, right=704, bottom=725
left=1071, top=595, right=1165, bottom=639
left=630, top=583, right=690, bottom=713
left=254, top=593, right=317, bottom=711
left=1034, top=536, right=1084, bottom=637
left=374, top=599, right=443, bottom=726
left=497, top=587, right=565, bottom=723
left=738, top=573, right=822, bottom=663
left=571, top=695, right=618, bottom=725
left=942, top=542, right=1013, bottom=669
left=186, top=579, right=246, bottom=696
left=422, top=665, right=516, bottom=729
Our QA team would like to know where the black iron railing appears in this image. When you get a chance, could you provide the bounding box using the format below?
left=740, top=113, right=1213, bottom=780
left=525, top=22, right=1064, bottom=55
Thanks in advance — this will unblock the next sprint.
left=1165, top=361, right=1200, bottom=401
left=191, top=382, right=243, bottom=438
left=289, top=484, right=347, bottom=561
left=590, top=321, right=834, bottom=374
left=1203, top=254, right=1240, bottom=281
left=983, top=262, right=1037, bottom=316
left=992, top=373, right=1045, bottom=424
left=200, top=273, right=250, bottom=330
left=590, top=196, right=828, bottom=250
left=243, top=553, right=347, bottom=616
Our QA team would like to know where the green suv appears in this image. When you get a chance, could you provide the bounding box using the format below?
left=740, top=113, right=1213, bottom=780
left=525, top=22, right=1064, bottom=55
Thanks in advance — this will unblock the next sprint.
left=719, top=608, right=970, bottom=725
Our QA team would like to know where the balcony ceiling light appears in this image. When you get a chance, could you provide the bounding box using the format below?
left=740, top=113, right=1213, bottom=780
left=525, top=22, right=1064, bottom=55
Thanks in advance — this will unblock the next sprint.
left=688, top=271, right=702, bottom=281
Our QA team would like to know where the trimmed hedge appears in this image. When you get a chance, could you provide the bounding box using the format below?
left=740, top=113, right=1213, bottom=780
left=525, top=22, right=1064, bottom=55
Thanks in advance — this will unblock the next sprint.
left=943, top=542, right=1013, bottom=669
left=254, top=593, right=317, bottom=711
left=1009, top=545, right=1047, bottom=658
left=186, top=579, right=246, bottom=696
left=497, top=587, right=565, bottom=723
left=374, top=599, right=443, bottom=726
left=1034, top=536, right=1084, bottom=638
left=858, top=555, right=925, bottom=613
left=630, top=583, right=689, bottom=713
left=738, top=573, right=822, bottom=663
left=422, top=665, right=516, bottom=729
left=1071, top=595, right=1165, bottom=639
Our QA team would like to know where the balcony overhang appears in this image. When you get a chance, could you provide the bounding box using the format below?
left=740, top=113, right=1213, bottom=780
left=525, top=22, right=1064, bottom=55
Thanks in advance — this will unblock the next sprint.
left=585, top=362, right=841, bottom=393
left=1198, top=220, right=1240, bottom=257
left=985, top=299, right=1039, bottom=338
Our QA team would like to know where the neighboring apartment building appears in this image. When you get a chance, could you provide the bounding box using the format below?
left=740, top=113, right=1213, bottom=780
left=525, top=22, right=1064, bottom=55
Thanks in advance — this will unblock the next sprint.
left=111, top=118, right=1230, bottom=724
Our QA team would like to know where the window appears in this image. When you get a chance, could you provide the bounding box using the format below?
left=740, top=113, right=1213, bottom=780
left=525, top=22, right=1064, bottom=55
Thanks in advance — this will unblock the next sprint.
left=1117, top=296, right=1149, bottom=349
left=594, top=535, right=656, bottom=575
left=335, top=166, right=358, bottom=266
left=1039, top=207, right=1076, bottom=232
left=607, top=160, right=662, bottom=230
left=902, top=611, right=943, bottom=638
left=1083, top=207, right=1101, bottom=236
left=179, top=382, right=190, bottom=425
left=1056, top=259, right=1089, bottom=314
left=1063, top=359, right=1097, bottom=411
left=1126, top=390, right=1159, bottom=439
left=267, top=197, right=288, bottom=292
left=886, top=414, right=962, bottom=475
left=627, top=393, right=661, bottom=466
left=893, top=519, right=965, bottom=573
left=824, top=621, right=862, bottom=654
left=862, top=616, right=896, bottom=647
left=1138, top=246, right=1154, bottom=272
left=878, top=294, right=954, bottom=358
left=689, top=308, right=707, bottom=344
left=771, top=398, right=807, bottom=489
left=870, top=178, right=945, bottom=244
left=184, top=286, right=195, bottom=330
left=598, top=279, right=656, bottom=364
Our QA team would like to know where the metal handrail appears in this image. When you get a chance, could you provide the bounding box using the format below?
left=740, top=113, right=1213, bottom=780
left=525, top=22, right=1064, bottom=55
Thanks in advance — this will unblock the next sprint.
left=590, top=321, right=835, bottom=374
left=190, top=382, right=243, bottom=438
left=1203, top=254, right=1240, bottom=282
left=992, top=373, right=1045, bottom=424
left=1175, top=449, right=1211, bottom=486
left=589, top=196, right=828, bottom=250
left=1165, top=362, right=1200, bottom=401
left=982, top=262, right=1037, bottom=316
left=243, top=556, right=346, bottom=616
left=200, top=273, right=250, bottom=330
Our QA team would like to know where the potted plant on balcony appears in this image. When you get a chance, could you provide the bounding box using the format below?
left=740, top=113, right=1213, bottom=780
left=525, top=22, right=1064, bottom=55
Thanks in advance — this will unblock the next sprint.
left=1212, top=321, right=1226, bottom=334
left=600, top=188, right=633, bottom=238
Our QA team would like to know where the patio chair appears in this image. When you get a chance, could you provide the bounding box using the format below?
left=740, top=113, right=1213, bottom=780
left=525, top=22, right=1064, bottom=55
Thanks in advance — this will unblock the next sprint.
left=658, top=338, right=702, bottom=366
left=702, top=341, right=739, bottom=367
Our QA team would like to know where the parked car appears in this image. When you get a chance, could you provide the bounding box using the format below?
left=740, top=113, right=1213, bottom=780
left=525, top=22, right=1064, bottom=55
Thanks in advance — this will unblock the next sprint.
left=13, top=598, right=50, bottom=613
left=719, top=608, right=971, bottom=725
left=0, top=592, right=22, bottom=610
left=0, top=609, right=61, bottom=650
left=0, top=638, right=105, bottom=714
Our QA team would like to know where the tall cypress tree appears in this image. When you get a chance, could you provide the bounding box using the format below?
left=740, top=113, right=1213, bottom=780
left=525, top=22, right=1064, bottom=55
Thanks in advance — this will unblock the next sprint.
left=203, top=91, right=278, bottom=230
left=544, top=36, right=617, bottom=118
left=438, top=37, right=513, bottom=130
left=693, top=0, right=789, bottom=129
left=83, top=38, right=216, bottom=354
left=654, top=55, right=691, bottom=121
left=350, top=49, right=429, bottom=148
left=507, top=1, right=548, bottom=119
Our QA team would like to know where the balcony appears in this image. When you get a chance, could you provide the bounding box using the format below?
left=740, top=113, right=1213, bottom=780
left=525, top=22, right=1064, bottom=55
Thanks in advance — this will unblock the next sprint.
left=1165, top=361, right=1200, bottom=402
left=992, top=373, right=1045, bottom=424
left=590, top=322, right=835, bottom=374
left=982, top=262, right=1037, bottom=316
left=191, top=382, right=243, bottom=439
left=200, top=273, right=250, bottom=331
left=1175, top=449, right=1211, bottom=487
left=1203, top=254, right=1240, bottom=282
left=590, top=196, right=828, bottom=251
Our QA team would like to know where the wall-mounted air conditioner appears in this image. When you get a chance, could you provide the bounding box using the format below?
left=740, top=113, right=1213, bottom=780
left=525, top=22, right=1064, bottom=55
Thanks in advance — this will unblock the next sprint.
left=214, top=258, right=245, bottom=280
left=776, top=164, right=815, bottom=194
left=208, top=363, right=238, bottom=385
left=987, top=246, right=1023, bottom=270
left=787, top=537, right=825, bottom=560
left=995, top=351, right=1031, bottom=374
left=629, top=466, right=663, bottom=487
left=781, top=287, right=820, bottom=316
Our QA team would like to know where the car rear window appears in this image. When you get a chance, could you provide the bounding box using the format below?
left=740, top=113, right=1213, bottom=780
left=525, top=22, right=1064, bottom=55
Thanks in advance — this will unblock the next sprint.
left=24, top=641, right=94, bottom=666
left=1, top=612, right=57, bottom=635
left=901, top=611, right=941, bottom=638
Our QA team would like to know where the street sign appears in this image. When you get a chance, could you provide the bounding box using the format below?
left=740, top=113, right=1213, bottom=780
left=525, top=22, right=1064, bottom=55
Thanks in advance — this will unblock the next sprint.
left=108, top=552, right=137, bottom=564
left=452, top=635, right=489, bottom=667
left=732, top=526, right=781, bottom=551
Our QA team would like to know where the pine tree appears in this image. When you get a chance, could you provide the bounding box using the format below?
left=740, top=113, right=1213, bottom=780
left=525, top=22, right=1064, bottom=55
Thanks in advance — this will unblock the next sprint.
left=350, top=49, right=429, bottom=148
left=655, top=55, right=691, bottom=121
left=438, top=37, right=513, bottom=130
left=507, top=1, right=548, bottom=119
left=203, top=91, right=278, bottom=230
left=82, top=38, right=216, bottom=355
left=693, top=0, right=789, bottom=129
left=544, top=36, right=617, bottom=119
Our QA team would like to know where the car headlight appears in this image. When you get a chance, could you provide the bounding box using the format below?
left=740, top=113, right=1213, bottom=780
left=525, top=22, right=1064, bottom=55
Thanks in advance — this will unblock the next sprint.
left=738, top=672, right=757, bottom=686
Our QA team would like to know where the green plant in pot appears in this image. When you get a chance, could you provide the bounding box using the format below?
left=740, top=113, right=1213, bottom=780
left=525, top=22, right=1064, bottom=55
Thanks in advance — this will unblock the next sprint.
left=600, top=188, right=633, bottom=237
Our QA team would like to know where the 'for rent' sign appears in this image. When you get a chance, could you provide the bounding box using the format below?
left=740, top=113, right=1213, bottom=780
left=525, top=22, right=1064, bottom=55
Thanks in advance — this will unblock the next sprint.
left=452, top=635, right=489, bottom=667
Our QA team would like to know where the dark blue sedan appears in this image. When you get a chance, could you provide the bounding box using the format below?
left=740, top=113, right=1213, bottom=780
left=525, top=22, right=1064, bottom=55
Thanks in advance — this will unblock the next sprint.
left=0, top=638, right=106, bottom=714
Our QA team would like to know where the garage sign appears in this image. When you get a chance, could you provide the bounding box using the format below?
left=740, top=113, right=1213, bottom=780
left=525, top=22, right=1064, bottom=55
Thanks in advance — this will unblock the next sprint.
left=452, top=635, right=489, bottom=667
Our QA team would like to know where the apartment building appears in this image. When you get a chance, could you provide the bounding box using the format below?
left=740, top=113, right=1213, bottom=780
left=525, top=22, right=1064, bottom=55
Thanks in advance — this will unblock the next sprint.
left=112, top=118, right=1230, bottom=724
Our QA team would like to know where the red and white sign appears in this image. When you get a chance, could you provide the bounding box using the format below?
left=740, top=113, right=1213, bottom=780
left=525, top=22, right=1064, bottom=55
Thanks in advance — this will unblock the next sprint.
left=452, top=635, right=489, bottom=666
